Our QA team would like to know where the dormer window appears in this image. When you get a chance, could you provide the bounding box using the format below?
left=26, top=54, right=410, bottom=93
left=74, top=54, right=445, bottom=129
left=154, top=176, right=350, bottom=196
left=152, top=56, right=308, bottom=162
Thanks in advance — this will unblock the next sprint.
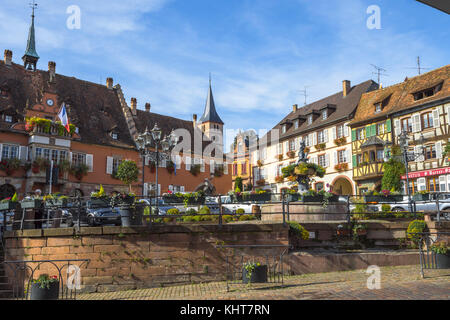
left=375, top=103, right=382, bottom=113
left=4, top=115, right=12, bottom=123
left=294, top=119, right=299, bottom=129
left=413, top=82, right=443, bottom=101
left=282, top=125, right=286, bottom=134
left=111, top=132, right=118, bottom=140
left=322, top=110, right=327, bottom=120
left=308, top=115, right=313, bottom=125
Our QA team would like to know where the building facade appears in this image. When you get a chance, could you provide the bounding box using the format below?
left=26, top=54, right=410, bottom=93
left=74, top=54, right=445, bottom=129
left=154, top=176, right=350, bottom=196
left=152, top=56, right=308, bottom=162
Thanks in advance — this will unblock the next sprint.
left=254, top=80, right=379, bottom=195
left=230, top=130, right=258, bottom=191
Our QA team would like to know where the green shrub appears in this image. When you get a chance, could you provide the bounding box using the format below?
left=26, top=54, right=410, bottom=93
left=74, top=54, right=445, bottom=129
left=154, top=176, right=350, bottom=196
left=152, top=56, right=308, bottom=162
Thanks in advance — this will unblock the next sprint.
left=182, top=216, right=197, bottom=222
left=236, top=208, right=245, bottom=214
left=238, top=214, right=256, bottom=221
left=287, top=221, right=309, bottom=240
left=186, top=208, right=197, bottom=215
left=407, top=220, right=427, bottom=245
left=223, top=215, right=234, bottom=223
left=167, top=208, right=180, bottom=215
left=199, top=206, right=210, bottom=215
left=381, top=204, right=391, bottom=213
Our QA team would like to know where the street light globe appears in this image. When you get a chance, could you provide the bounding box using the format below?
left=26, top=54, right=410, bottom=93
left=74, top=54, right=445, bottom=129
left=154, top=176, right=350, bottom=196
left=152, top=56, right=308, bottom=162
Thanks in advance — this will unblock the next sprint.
left=151, top=123, right=162, bottom=142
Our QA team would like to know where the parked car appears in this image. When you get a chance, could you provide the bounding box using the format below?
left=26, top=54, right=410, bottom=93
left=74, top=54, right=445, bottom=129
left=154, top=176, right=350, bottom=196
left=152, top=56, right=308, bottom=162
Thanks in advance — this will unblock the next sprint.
left=388, top=193, right=450, bottom=219
left=0, top=210, right=15, bottom=231
left=138, top=198, right=181, bottom=215
left=64, top=200, right=121, bottom=227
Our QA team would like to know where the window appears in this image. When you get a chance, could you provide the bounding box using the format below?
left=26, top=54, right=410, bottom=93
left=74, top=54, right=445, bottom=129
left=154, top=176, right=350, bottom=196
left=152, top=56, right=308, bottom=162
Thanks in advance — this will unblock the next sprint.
left=428, top=177, right=440, bottom=192
left=111, top=132, right=118, bottom=140
left=281, top=125, right=286, bottom=134
left=1, top=144, right=19, bottom=160
left=401, top=117, right=412, bottom=133
left=375, top=103, right=382, bottom=113
left=4, top=115, right=12, bottom=123
left=112, top=158, right=122, bottom=175
left=377, top=122, right=385, bottom=135
left=315, top=182, right=324, bottom=192
left=318, top=154, right=326, bottom=167
left=336, top=125, right=344, bottom=139
left=277, top=143, right=283, bottom=155
left=35, top=148, right=67, bottom=164
left=318, top=130, right=325, bottom=143
left=377, top=149, right=384, bottom=161
left=424, top=145, right=436, bottom=160
left=304, top=135, right=310, bottom=147
left=233, top=164, right=238, bottom=176
left=356, top=128, right=365, bottom=140
left=308, top=115, right=313, bottom=125
left=72, top=153, right=86, bottom=167
left=322, top=110, right=327, bottom=120
left=289, top=140, right=295, bottom=151
left=237, top=142, right=244, bottom=154
left=277, top=164, right=283, bottom=176
left=241, top=163, right=247, bottom=175
left=294, top=120, right=299, bottom=129
left=421, top=112, right=434, bottom=129
left=413, top=83, right=442, bottom=101
left=337, top=150, right=347, bottom=164
left=357, top=154, right=363, bottom=165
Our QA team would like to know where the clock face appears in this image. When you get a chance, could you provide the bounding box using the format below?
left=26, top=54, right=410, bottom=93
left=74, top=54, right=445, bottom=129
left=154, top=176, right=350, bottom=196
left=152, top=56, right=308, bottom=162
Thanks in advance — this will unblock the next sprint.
left=46, top=99, right=54, bottom=106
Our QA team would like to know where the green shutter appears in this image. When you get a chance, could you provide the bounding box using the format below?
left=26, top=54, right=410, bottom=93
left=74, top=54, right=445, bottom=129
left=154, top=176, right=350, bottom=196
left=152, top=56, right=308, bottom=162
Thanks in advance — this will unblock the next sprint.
left=386, top=119, right=392, bottom=133
left=352, top=129, right=356, bottom=141
left=365, top=126, right=370, bottom=138
left=352, top=155, right=357, bottom=167
left=371, top=124, right=377, bottom=137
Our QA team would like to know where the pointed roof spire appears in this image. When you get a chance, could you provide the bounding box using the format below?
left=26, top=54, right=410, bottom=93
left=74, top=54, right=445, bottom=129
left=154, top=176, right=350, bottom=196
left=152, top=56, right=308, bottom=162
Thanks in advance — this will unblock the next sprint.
left=198, top=74, right=224, bottom=125
left=23, top=1, right=39, bottom=71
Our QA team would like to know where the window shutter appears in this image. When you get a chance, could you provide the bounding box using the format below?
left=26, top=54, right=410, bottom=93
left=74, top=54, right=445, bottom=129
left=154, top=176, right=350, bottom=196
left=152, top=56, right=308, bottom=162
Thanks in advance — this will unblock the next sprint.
left=106, top=156, right=113, bottom=174
left=312, top=133, right=317, bottom=146
left=447, top=106, right=450, bottom=125
left=19, top=146, right=28, bottom=161
left=86, top=154, right=94, bottom=172
left=210, top=160, right=215, bottom=173
left=345, top=149, right=350, bottom=163
left=334, top=150, right=338, bottom=165
left=394, top=119, right=401, bottom=135
left=351, top=130, right=356, bottom=142
left=448, top=175, right=450, bottom=192
left=325, top=154, right=330, bottom=167
left=352, top=155, right=357, bottom=167
left=332, top=127, right=337, bottom=140
left=0, top=144, right=3, bottom=161
left=415, top=146, right=424, bottom=162
left=439, top=175, right=447, bottom=192
left=69, top=152, right=73, bottom=165
left=344, top=124, right=349, bottom=137
left=145, top=155, right=150, bottom=166
left=365, top=126, right=370, bottom=138
left=175, top=155, right=181, bottom=169
left=324, top=129, right=328, bottom=142
left=412, top=114, right=421, bottom=132
left=436, top=141, right=442, bottom=159
left=200, top=159, right=205, bottom=172
left=168, top=185, right=174, bottom=192
left=186, top=156, right=191, bottom=171
left=433, top=108, right=440, bottom=128
left=385, top=120, right=391, bottom=133
left=158, top=184, right=161, bottom=196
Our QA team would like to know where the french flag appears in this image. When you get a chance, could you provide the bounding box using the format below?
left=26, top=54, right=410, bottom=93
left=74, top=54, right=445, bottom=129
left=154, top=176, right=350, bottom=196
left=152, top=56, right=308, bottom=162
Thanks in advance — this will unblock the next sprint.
left=58, top=103, right=70, bottom=133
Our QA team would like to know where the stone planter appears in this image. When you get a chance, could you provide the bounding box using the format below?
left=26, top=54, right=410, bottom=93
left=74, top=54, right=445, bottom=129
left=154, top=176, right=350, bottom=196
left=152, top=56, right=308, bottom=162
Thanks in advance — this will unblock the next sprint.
left=0, top=201, right=18, bottom=211
left=20, top=199, right=43, bottom=209
left=30, top=282, right=59, bottom=300
left=242, top=265, right=268, bottom=284
left=45, top=199, right=68, bottom=208
left=435, top=253, right=450, bottom=269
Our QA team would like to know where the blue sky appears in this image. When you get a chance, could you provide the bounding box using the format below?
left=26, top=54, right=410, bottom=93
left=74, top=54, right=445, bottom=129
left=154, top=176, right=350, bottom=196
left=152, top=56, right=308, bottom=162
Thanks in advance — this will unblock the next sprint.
left=0, top=0, right=449, bottom=150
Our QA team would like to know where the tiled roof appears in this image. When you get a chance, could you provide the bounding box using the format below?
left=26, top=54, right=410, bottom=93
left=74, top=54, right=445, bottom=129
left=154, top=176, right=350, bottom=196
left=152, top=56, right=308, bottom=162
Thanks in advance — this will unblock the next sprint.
left=0, top=60, right=135, bottom=148
left=351, top=64, right=450, bottom=127
left=260, top=80, right=378, bottom=146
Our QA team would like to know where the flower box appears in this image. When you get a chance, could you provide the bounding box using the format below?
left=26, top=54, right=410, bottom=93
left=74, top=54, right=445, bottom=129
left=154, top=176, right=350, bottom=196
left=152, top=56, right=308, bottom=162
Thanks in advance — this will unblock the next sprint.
left=435, top=253, right=450, bottom=269
left=163, top=195, right=184, bottom=204
left=243, top=193, right=271, bottom=202
left=30, top=282, right=59, bottom=300
left=20, top=199, right=43, bottom=209
left=285, top=194, right=300, bottom=202
left=364, top=195, right=403, bottom=203
left=0, top=201, right=18, bottom=211
left=242, top=265, right=268, bottom=284
left=45, top=199, right=68, bottom=208
left=186, top=196, right=205, bottom=205
left=302, top=195, right=339, bottom=203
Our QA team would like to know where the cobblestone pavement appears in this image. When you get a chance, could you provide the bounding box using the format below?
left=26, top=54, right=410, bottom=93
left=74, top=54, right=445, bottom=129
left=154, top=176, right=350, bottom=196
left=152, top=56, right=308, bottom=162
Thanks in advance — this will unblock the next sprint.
left=77, top=265, right=450, bottom=300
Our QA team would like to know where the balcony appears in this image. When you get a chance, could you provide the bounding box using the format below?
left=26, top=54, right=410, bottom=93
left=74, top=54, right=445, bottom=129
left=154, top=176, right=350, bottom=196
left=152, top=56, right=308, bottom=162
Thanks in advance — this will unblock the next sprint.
left=25, top=118, right=75, bottom=139
left=353, top=161, right=384, bottom=180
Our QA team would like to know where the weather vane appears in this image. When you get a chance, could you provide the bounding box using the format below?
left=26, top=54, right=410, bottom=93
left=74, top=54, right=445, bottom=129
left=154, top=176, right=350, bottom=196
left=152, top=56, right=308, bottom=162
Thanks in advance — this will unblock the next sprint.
left=29, top=1, right=38, bottom=17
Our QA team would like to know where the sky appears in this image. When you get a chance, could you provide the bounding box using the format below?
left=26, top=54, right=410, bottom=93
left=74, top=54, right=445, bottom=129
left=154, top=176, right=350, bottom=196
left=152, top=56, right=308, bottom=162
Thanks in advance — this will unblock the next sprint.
left=0, top=0, right=449, bottom=151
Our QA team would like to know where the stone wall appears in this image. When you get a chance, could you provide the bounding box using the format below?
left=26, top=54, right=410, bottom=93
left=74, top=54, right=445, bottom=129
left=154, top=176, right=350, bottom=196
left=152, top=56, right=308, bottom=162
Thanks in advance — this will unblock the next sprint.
left=3, top=223, right=288, bottom=293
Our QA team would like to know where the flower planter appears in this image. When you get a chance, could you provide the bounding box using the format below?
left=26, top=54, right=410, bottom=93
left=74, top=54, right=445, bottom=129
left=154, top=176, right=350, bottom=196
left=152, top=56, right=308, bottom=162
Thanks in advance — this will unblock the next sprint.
left=0, top=201, right=18, bottom=211
left=45, top=199, right=68, bottom=208
left=412, top=194, right=430, bottom=201
left=285, top=194, right=300, bottom=202
left=302, top=195, right=339, bottom=203
left=20, top=199, right=43, bottom=209
left=242, top=265, right=268, bottom=284
left=435, top=253, right=450, bottom=269
left=118, top=207, right=131, bottom=227
left=364, top=195, right=403, bottom=203
left=162, top=195, right=184, bottom=204
left=336, top=229, right=351, bottom=236
left=30, top=282, right=59, bottom=300
left=243, top=194, right=271, bottom=202
left=186, top=196, right=205, bottom=205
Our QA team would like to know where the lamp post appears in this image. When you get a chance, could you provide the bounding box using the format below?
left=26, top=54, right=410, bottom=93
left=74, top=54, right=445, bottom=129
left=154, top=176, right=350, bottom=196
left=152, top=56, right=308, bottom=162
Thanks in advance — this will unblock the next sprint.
left=135, top=123, right=177, bottom=213
left=397, top=130, right=426, bottom=214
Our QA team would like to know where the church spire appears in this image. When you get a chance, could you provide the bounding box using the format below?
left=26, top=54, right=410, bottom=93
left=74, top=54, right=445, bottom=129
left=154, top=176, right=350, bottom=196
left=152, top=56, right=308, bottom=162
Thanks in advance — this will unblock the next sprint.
left=22, top=1, right=39, bottom=71
left=199, top=75, right=224, bottom=125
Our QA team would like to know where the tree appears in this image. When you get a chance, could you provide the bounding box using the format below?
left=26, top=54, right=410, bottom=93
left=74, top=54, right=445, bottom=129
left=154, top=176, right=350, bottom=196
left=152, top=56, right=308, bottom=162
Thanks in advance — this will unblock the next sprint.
left=116, top=160, right=139, bottom=193
left=382, top=145, right=405, bottom=192
left=234, top=176, right=243, bottom=192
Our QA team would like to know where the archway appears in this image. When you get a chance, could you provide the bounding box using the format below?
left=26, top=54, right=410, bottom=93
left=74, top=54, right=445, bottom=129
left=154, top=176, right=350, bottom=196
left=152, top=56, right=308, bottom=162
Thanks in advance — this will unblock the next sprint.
left=331, top=176, right=354, bottom=195
left=0, top=184, right=16, bottom=200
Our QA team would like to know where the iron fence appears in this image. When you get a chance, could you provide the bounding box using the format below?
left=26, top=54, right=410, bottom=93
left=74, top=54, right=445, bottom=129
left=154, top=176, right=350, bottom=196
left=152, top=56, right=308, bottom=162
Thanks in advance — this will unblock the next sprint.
left=416, top=232, right=450, bottom=278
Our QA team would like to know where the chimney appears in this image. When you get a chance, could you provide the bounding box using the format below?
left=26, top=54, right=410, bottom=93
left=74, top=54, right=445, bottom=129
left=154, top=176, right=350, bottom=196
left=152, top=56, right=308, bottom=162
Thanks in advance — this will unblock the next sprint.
left=193, top=114, right=197, bottom=127
left=145, top=103, right=151, bottom=112
left=343, top=80, right=351, bottom=97
left=106, top=77, right=114, bottom=89
left=130, top=98, right=137, bottom=116
left=4, top=50, right=12, bottom=66
left=293, top=104, right=298, bottom=113
left=48, top=61, right=56, bottom=82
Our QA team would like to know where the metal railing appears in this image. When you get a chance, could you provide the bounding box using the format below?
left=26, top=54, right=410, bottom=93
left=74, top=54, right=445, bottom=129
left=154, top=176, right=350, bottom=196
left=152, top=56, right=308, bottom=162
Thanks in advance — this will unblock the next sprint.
left=0, top=192, right=448, bottom=231
left=416, top=232, right=450, bottom=278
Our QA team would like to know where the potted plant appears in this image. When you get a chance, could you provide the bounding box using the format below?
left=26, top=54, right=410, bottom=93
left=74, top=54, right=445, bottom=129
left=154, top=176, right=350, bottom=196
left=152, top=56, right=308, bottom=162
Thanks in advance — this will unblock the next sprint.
left=166, top=161, right=175, bottom=174
left=315, top=143, right=326, bottom=151
left=21, top=194, right=43, bottom=209
left=406, top=220, right=427, bottom=248
left=116, top=160, right=139, bottom=194
left=284, top=189, right=300, bottom=202
left=30, top=274, right=59, bottom=300
left=257, top=160, right=263, bottom=167
left=286, top=151, right=296, bottom=159
left=430, top=242, right=449, bottom=269
left=353, top=224, right=368, bottom=237
left=0, top=193, right=19, bottom=211
left=275, top=175, right=284, bottom=183
left=336, top=224, right=351, bottom=237
left=334, top=137, right=347, bottom=146
left=277, top=154, right=283, bottom=161
left=44, top=194, right=69, bottom=208
left=162, top=192, right=184, bottom=204
left=242, top=262, right=268, bottom=284
left=255, top=179, right=266, bottom=187
left=90, top=185, right=110, bottom=207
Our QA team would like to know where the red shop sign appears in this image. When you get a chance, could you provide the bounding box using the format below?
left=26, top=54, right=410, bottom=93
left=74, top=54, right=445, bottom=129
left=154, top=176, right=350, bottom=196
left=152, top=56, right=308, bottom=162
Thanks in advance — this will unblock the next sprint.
left=401, top=167, right=450, bottom=180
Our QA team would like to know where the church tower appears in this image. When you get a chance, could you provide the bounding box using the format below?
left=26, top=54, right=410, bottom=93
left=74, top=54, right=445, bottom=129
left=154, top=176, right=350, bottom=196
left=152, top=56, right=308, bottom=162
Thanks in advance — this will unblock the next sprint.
left=22, top=2, right=40, bottom=71
left=198, top=77, right=224, bottom=145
